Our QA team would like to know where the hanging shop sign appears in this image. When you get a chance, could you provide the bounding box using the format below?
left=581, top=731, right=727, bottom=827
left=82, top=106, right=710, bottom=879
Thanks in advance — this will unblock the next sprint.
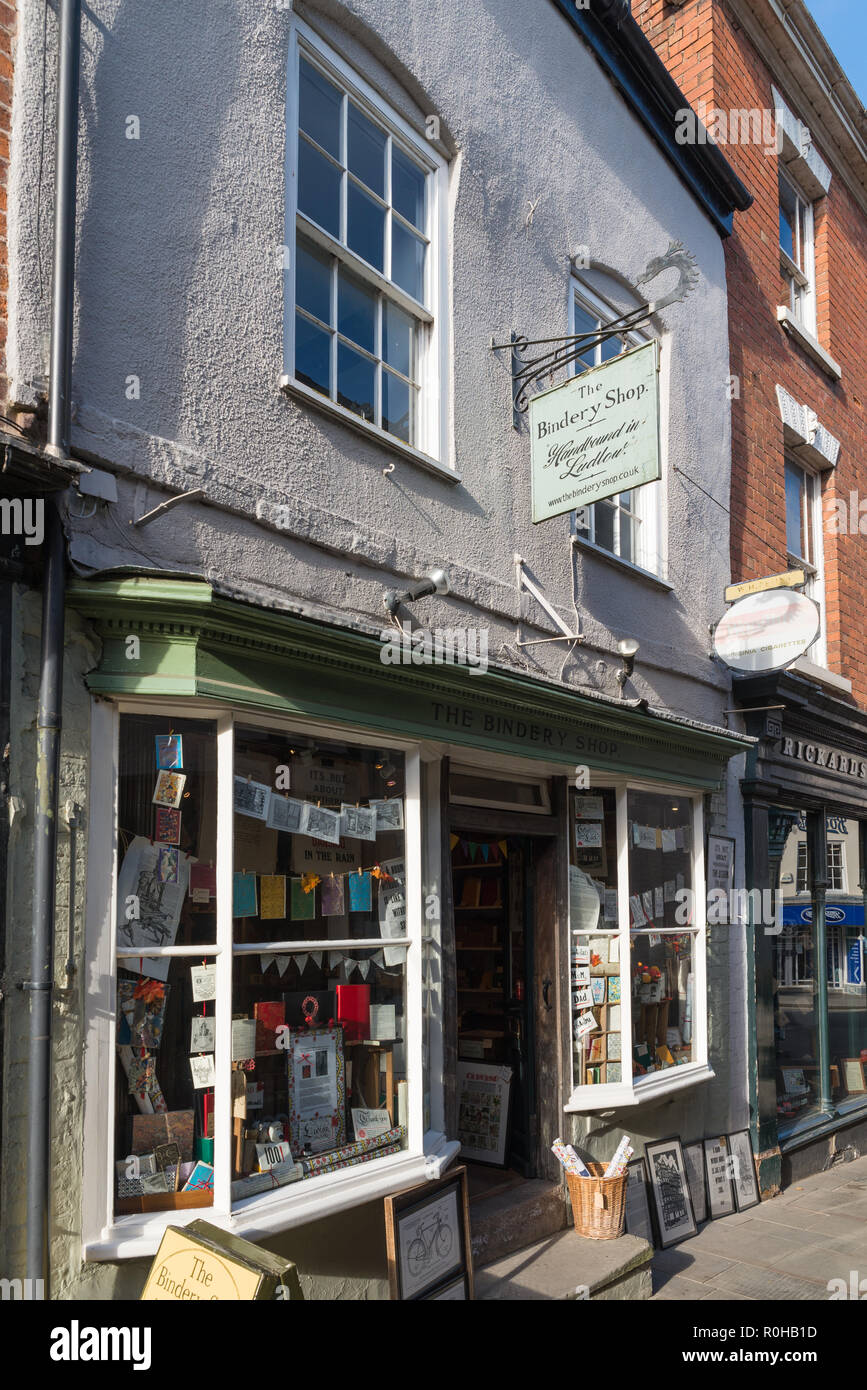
left=529, top=340, right=660, bottom=524
left=712, top=590, right=820, bottom=673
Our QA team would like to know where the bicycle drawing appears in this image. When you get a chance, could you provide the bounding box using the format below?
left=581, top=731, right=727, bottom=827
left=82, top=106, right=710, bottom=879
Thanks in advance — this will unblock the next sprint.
left=406, top=1211, right=454, bottom=1279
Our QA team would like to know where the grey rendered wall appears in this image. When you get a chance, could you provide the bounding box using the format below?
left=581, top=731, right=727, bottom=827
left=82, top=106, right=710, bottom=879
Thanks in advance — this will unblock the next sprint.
left=2, top=0, right=744, bottom=1297
left=7, top=0, right=734, bottom=726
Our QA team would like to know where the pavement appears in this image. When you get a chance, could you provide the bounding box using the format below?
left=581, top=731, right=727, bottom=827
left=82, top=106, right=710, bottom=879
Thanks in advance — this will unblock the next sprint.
left=651, top=1152, right=867, bottom=1300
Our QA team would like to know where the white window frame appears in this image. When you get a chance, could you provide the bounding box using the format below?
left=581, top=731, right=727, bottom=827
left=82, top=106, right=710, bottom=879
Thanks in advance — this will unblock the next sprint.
left=568, top=280, right=662, bottom=579
left=784, top=453, right=826, bottom=666
left=565, top=776, right=710, bottom=1111
left=81, top=697, right=454, bottom=1262
left=284, top=16, right=449, bottom=466
left=778, top=168, right=816, bottom=336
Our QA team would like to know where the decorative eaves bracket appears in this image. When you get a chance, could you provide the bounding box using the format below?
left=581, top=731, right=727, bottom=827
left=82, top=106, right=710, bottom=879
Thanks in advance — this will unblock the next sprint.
left=491, top=241, right=698, bottom=427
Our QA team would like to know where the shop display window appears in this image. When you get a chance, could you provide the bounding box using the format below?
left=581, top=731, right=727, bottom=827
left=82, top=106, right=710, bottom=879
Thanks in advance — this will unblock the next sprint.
left=774, top=808, right=867, bottom=1128
left=111, top=711, right=419, bottom=1232
left=114, top=715, right=219, bottom=1215
left=230, top=725, right=409, bottom=1201
left=568, top=783, right=706, bottom=1108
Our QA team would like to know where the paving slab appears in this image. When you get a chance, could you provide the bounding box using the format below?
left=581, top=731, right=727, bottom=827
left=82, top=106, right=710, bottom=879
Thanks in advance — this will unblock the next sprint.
left=704, top=1263, right=827, bottom=1301
left=771, top=1243, right=856, bottom=1287
left=651, top=1273, right=711, bottom=1300
left=654, top=1246, right=735, bottom=1283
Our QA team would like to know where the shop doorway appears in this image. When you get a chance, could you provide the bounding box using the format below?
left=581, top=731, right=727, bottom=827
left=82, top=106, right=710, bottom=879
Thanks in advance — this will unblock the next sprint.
left=450, top=827, right=560, bottom=1182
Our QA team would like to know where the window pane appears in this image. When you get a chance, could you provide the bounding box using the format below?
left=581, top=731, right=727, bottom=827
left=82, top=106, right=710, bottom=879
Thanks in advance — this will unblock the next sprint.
left=619, top=510, right=633, bottom=563
left=383, top=370, right=411, bottom=443
left=391, top=220, right=425, bottom=301
left=299, top=58, right=341, bottom=159
left=230, top=727, right=409, bottom=1203
left=383, top=300, right=414, bottom=379
left=296, top=237, right=332, bottom=325
left=347, top=181, right=385, bottom=271
left=779, top=176, right=797, bottom=261
left=569, top=789, right=622, bottom=1087
left=392, top=147, right=426, bottom=230
left=774, top=809, right=821, bottom=1126
left=114, top=715, right=219, bottom=1218
left=347, top=103, right=386, bottom=198
left=295, top=313, right=331, bottom=396
left=572, top=300, right=598, bottom=371
left=630, top=934, right=695, bottom=1071
left=337, top=340, right=376, bottom=422
left=627, top=789, right=696, bottom=1076
left=601, top=332, right=621, bottom=362
left=785, top=461, right=805, bottom=560
left=595, top=499, right=615, bottom=552
left=298, top=139, right=340, bottom=238
left=338, top=267, right=376, bottom=355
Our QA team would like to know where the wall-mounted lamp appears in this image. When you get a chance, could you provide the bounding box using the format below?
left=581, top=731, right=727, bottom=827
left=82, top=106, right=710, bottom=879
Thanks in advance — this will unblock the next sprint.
left=383, top=567, right=450, bottom=616
left=615, top=637, right=639, bottom=693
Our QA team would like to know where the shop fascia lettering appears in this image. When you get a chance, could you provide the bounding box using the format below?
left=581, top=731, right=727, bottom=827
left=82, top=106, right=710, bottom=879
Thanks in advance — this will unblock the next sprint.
left=779, top=737, right=867, bottom=779
left=431, top=702, right=618, bottom=755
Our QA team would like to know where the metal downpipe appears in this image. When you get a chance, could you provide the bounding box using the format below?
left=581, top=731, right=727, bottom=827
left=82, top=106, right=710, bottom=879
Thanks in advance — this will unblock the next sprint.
left=26, top=0, right=81, bottom=1283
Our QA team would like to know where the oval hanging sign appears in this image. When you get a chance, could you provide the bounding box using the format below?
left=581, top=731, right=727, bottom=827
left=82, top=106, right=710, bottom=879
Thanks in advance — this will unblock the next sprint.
left=713, top=589, right=820, bottom=674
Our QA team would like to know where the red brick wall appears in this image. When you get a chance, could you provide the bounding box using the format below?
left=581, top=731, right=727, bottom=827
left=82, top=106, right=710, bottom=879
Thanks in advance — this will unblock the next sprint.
left=634, top=0, right=867, bottom=707
left=0, top=0, right=13, bottom=403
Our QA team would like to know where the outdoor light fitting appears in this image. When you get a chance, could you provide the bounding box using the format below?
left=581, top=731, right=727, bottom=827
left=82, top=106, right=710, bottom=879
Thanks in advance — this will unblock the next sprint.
left=616, top=637, right=639, bottom=691
left=383, top=567, right=450, bottom=615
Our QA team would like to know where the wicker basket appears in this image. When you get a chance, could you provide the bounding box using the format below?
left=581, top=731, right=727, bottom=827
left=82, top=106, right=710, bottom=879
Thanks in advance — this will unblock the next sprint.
left=566, top=1162, right=627, bottom=1240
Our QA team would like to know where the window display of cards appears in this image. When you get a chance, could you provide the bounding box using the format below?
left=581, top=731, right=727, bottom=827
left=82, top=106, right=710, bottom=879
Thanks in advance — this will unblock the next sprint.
left=630, top=931, right=694, bottom=1075
left=114, top=714, right=220, bottom=1217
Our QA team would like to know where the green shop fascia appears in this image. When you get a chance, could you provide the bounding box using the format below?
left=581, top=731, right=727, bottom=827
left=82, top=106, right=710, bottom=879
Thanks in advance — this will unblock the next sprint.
left=66, top=577, right=750, bottom=1261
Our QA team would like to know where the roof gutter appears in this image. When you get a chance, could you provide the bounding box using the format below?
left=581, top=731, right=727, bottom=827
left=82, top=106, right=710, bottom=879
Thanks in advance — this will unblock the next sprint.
left=550, top=0, right=753, bottom=235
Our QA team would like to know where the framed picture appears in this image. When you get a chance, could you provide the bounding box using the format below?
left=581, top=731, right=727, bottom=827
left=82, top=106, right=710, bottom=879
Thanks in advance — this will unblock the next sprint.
left=839, top=1058, right=867, bottom=1095
left=728, top=1130, right=760, bottom=1212
left=422, top=1275, right=468, bottom=1300
left=456, top=1062, right=511, bottom=1166
left=683, top=1141, right=708, bottom=1225
left=285, top=1027, right=346, bottom=1156
left=624, top=1158, right=655, bottom=1246
left=704, top=1136, right=736, bottom=1219
left=706, top=834, right=735, bottom=894
left=645, top=1139, right=697, bottom=1248
left=780, top=1066, right=809, bottom=1097
left=384, top=1166, right=473, bottom=1300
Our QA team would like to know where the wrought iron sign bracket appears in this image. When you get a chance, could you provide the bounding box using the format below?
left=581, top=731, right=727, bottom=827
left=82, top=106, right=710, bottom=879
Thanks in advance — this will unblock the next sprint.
left=491, top=241, right=699, bottom=428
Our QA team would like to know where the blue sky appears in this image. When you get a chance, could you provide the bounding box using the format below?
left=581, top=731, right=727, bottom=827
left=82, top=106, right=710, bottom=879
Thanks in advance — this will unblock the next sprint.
left=806, top=0, right=867, bottom=106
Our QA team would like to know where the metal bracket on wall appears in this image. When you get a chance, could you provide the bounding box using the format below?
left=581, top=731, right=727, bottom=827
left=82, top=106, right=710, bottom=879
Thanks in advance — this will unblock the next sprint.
left=490, top=240, right=698, bottom=425
left=514, top=554, right=582, bottom=647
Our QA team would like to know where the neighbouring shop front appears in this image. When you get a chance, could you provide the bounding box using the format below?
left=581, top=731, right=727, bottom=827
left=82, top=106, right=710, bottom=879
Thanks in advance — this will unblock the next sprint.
left=68, top=576, right=749, bottom=1294
left=738, top=672, right=867, bottom=1192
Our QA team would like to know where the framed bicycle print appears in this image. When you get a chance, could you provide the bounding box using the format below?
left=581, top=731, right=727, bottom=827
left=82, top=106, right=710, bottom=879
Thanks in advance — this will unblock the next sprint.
left=384, top=1165, right=474, bottom=1300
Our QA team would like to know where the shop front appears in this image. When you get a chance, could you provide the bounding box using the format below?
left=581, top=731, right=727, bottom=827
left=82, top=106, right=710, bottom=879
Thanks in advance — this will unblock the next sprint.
left=69, top=576, right=749, bottom=1292
left=738, top=673, right=867, bottom=1191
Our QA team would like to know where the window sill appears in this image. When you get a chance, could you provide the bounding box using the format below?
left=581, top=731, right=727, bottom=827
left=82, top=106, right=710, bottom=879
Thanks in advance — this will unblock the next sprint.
left=84, top=1133, right=459, bottom=1263
left=571, top=535, right=671, bottom=592
left=565, top=1062, right=714, bottom=1112
left=279, top=376, right=460, bottom=485
left=776, top=308, right=842, bottom=381
left=788, top=655, right=852, bottom=696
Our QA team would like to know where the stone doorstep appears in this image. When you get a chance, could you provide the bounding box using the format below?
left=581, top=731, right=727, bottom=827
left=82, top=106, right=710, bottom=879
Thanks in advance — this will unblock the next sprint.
left=470, top=1178, right=568, bottom=1269
left=475, top=1229, right=653, bottom=1301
